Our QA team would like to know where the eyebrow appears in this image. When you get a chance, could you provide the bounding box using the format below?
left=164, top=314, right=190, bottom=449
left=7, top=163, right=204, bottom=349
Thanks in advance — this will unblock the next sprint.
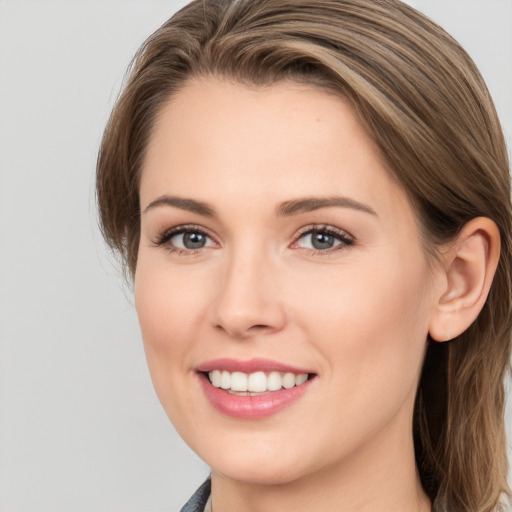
left=143, top=194, right=377, bottom=218
left=277, top=196, right=377, bottom=217
left=143, top=195, right=216, bottom=217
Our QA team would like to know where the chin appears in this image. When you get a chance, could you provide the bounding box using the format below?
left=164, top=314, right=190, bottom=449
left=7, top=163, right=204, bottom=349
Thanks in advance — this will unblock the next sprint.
left=212, top=458, right=307, bottom=486
left=189, top=433, right=317, bottom=486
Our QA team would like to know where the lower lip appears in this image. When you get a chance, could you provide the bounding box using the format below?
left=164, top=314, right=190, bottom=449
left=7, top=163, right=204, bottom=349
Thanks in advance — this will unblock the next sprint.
left=198, top=374, right=313, bottom=420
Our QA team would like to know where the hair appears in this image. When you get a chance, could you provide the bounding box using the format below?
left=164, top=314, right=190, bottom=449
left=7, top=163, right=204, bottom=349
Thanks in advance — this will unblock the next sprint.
left=96, top=1, right=512, bottom=510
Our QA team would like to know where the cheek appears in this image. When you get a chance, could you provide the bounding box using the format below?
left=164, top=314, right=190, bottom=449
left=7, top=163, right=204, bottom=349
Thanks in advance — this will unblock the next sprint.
left=135, top=255, right=209, bottom=343
left=291, top=252, right=432, bottom=401
left=283, top=260, right=433, bottom=468
left=294, top=250, right=431, bottom=336
left=134, top=258, right=210, bottom=404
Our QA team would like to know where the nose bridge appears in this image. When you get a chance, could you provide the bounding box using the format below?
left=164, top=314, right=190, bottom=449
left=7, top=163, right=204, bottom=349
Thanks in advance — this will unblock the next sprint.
left=210, top=241, right=285, bottom=339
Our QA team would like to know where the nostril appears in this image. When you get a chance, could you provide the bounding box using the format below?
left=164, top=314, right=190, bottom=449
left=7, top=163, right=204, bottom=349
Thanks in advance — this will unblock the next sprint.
left=246, top=324, right=276, bottom=336
left=214, top=322, right=274, bottom=338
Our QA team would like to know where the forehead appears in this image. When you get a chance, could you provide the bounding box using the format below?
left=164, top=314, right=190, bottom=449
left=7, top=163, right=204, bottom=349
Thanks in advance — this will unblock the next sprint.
left=140, top=77, right=409, bottom=220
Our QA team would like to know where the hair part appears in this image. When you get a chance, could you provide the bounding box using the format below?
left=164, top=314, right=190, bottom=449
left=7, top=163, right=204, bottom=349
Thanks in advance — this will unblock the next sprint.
left=96, top=1, right=512, bottom=510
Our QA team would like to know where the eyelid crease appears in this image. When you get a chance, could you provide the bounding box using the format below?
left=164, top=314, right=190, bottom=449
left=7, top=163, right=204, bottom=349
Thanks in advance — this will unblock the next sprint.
left=293, top=224, right=355, bottom=241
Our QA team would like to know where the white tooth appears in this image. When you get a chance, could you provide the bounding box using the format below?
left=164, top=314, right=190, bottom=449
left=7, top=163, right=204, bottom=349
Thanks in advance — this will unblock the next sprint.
left=282, top=372, right=296, bottom=389
left=248, top=371, right=267, bottom=392
left=231, top=372, right=248, bottom=391
left=267, top=371, right=283, bottom=391
left=220, top=371, right=231, bottom=390
left=210, top=370, right=222, bottom=387
left=295, top=373, right=308, bottom=386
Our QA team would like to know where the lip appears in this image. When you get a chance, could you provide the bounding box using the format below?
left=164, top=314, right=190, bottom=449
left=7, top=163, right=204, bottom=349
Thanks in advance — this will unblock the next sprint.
left=196, top=358, right=316, bottom=420
left=196, top=357, right=313, bottom=374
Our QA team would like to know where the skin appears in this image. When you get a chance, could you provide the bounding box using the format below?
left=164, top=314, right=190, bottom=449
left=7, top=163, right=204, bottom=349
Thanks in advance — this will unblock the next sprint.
left=135, top=78, right=451, bottom=512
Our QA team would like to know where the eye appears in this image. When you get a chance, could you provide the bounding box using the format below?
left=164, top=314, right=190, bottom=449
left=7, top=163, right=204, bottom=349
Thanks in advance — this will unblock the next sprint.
left=154, top=225, right=217, bottom=253
left=172, top=231, right=210, bottom=249
left=292, top=226, right=354, bottom=252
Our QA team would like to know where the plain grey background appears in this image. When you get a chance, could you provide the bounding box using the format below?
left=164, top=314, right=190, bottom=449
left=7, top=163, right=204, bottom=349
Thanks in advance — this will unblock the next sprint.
left=0, top=1, right=511, bottom=511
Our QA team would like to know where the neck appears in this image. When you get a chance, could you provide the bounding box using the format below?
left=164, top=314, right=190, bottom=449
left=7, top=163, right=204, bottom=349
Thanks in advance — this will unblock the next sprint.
left=210, top=413, right=431, bottom=512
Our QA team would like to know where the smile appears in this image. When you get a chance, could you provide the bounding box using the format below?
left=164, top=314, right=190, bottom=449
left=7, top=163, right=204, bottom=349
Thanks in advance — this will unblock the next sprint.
left=197, top=358, right=316, bottom=419
left=208, top=370, right=309, bottom=394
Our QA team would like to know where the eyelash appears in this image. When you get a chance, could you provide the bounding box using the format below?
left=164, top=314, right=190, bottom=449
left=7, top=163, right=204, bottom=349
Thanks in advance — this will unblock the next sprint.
left=153, top=224, right=355, bottom=256
left=153, top=224, right=215, bottom=255
left=292, top=224, right=355, bottom=255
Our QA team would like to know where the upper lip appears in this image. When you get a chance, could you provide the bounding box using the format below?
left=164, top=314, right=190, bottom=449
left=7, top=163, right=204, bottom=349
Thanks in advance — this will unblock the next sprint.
left=196, top=358, right=314, bottom=374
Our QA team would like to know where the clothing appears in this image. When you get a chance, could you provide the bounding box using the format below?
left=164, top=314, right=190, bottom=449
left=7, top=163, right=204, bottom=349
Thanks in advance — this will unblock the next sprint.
left=180, top=478, right=211, bottom=512
left=203, top=494, right=213, bottom=512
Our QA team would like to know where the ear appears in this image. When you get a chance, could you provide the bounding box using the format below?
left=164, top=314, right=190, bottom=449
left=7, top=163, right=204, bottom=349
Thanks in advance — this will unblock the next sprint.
left=429, top=217, right=500, bottom=342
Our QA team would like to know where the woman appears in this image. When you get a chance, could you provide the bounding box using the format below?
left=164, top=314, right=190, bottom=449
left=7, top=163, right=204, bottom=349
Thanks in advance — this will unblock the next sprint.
left=96, top=1, right=512, bottom=511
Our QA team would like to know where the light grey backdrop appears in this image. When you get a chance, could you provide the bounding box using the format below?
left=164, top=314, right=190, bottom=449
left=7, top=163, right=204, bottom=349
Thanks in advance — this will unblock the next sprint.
left=0, top=1, right=510, bottom=511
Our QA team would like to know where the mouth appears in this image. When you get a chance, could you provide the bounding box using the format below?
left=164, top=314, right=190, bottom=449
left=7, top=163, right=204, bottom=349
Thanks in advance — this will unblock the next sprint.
left=204, top=369, right=313, bottom=395
left=196, top=358, right=317, bottom=419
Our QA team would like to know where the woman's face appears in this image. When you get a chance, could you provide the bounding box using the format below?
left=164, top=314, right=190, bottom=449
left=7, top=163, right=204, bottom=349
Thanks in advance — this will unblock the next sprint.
left=136, top=78, right=442, bottom=485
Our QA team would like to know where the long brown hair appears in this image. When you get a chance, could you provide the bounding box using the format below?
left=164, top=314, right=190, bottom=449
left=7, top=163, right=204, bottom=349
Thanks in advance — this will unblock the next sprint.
left=96, top=1, right=512, bottom=510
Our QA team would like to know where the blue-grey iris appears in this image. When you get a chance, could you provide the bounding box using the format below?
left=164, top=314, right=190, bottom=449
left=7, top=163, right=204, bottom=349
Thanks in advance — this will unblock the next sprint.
left=183, top=232, right=207, bottom=249
left=312, top=231, right=335, bottom=250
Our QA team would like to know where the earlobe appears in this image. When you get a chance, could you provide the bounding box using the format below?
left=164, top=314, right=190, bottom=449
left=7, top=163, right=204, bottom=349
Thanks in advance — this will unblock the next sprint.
left=428, top=217, right=500, bottom=342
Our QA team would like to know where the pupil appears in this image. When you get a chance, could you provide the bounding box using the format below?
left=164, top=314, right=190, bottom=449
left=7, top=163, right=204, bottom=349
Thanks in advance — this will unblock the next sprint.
left=184, top=232, right=206, bottom=249
left=312, top=231, right=334, bottom=250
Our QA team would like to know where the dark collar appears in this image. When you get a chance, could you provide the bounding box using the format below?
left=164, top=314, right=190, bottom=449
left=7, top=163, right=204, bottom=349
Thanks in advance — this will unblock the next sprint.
left=180, top=478, right=211, bottom=512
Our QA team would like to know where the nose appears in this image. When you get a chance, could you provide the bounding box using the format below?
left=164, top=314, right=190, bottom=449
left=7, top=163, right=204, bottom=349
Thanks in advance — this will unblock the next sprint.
left=208, top=248, right=287, bottom=340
